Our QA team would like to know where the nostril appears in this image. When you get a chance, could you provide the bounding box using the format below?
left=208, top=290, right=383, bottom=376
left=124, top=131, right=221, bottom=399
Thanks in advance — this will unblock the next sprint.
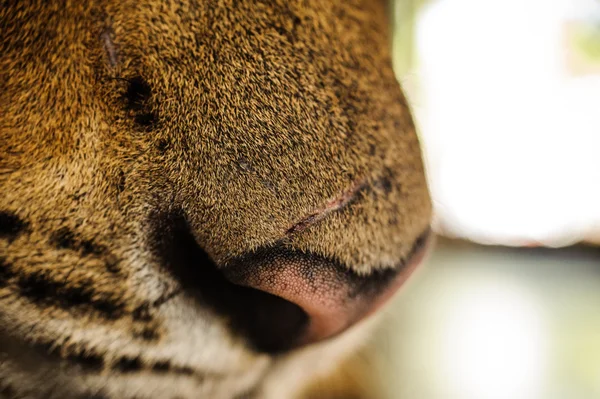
left=224, top=231, right=431, bottom=348
left=149, top=211, right=309, bottom=353
left=223, top=248, right=389, bottom=348
left=240, top=289, right=308, bottom=352
left=149, top=210, right=431, bottom=354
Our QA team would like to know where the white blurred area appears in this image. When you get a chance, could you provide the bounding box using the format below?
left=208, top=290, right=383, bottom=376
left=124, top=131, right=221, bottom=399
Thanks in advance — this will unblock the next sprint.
left=377, top=240, right=600, bottom=399
left=374, top=2, right=600, bottom=399
left=395, top=0, right=600, bottom=247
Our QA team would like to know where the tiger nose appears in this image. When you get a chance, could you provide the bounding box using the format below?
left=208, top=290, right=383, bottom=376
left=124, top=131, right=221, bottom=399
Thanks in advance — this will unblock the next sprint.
left=222, top=230, right=431, bottom=352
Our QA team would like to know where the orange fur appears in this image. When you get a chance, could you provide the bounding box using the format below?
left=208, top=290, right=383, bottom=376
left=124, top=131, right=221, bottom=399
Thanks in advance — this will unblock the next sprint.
left=0, top=1, right=431, bottom=398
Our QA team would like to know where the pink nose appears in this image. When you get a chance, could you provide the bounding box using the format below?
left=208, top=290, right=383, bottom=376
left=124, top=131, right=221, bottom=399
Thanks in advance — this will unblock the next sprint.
left=224, top=230, right=431, bottom=351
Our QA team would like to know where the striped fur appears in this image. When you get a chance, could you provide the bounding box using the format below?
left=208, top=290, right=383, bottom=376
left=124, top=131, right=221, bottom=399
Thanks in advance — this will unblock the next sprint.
left=0, top=0, right=431, bottom=397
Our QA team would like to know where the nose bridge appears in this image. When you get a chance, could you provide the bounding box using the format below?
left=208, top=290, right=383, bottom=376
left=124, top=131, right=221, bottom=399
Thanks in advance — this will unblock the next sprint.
left=179, top=123, right=432, bottom=270
left=166, top=0, right=430, bottom=267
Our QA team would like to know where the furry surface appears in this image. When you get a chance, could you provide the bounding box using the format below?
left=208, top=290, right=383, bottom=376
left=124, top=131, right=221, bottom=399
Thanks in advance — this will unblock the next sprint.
left=0, top=0, right=431, bottom=398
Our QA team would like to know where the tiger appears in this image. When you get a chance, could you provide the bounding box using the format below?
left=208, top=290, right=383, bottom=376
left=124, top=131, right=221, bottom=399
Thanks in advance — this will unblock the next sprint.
left=0, top=0, right=432, bottom=398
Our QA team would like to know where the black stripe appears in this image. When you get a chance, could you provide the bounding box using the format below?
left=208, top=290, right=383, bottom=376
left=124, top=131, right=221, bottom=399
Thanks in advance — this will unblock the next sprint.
left=16, top=271, right=126, bottom=319
left=113, top=357, right=142, bottom=373
left=150, top=361, right=171, bottom=373
left=48, top=227, right=121, bottom=274
left=65, top=352, right=105, bottom=372
left=132, top=326, right=160, bottom=341
left=20, top=341, right=201, bottom=380
left=0, top=382, right=16, bottom=398
left=0, top=257, right=16, bottom=287
left=0, top=211, right=27, bottom=240
left=49, top=227, right=107, bottom=257
left=33, top=342, right=105, bottom=372
left=111, top=357, right=195, bottom=377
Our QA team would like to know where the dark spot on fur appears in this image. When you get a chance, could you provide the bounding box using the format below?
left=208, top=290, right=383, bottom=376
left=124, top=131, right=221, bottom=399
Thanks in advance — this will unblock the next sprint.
left=124, top=76, right=157, bottom=128
left=113, top=356, right=142, bottom=373
left=156, top=138, right=169, bottom=152
left=116, top=170, right=125, bottom=194
left=33, top=341, right=106, bottom=371
left=132, top=303, right=152, bottom=321
left=134, top=111, right=157, bottom=127
left=16, top=271, right=125, bottom=319
left=376, top=176, right=393, bottom=195
left=125, top=77, right=151, bottom=111
left=346, top=119, right=357, bottom=138
left=90, top=297, right=126, bottom=319
left=31, top=341, right=104, bottom=372
left=133, top=326, right=160, bottom=341
left=69, top=191, right=88, bottom=202
left=382, top=168, right=395, bottom=194
left=32, top=340, right=57, bottom=356
left=104, top=254, right=120, bottom=273
left=0, top=211, right=27, bottom=240
left=66, top=351, right=105, bottom=371
left=292, top=15, right=302, bottom=29
left=175, top=366, right=194, bottom=376
left=0, top=257, right=16, bottom=286
left=272, top=23, right=293, bottom=42
left=1, top=383, right=16, bottom=397
left=30, top=340, right=200, bottom=381
left=50, top=227, right=107, bottom=257
left=130, top=293, right=179, bottom=343
left=368, top=169, right=394, bottom=198
left=50, top=227, right=77, bottom=250
left=151, top=361, right=170, bottom=373
left=132, top=289, right=180, bottom=322
left=17, top=272, right=59, bottom=301
left=369, top=143, right=377, bottom=156
left=80, top=240, right=103, bottom=256
left=111, top=356, right=196, bottom=377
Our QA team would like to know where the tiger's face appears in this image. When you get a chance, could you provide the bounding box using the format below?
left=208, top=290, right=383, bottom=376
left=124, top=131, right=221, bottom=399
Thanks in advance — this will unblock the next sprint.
left=0, top=0, right=432, bottom=398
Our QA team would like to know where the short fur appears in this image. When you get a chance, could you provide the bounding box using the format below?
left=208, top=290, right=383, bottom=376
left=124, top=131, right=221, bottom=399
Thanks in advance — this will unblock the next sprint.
left=0, top=0, right=431, bottom=398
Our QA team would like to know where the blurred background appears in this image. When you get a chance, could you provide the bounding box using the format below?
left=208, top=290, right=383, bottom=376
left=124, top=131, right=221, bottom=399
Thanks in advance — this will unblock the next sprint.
left=371, top=0, right=600, bottom=398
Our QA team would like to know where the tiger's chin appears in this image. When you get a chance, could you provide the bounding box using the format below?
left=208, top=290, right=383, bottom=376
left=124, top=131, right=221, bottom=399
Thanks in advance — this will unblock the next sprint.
left=257, top=312, right=382, bottom=399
